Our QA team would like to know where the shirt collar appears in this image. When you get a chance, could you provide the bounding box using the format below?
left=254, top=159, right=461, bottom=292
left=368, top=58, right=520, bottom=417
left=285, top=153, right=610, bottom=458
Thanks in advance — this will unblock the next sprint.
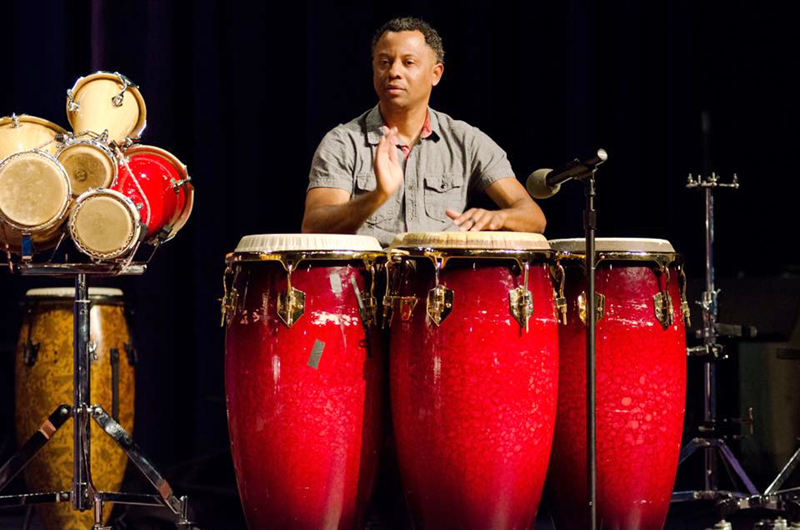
left=365, top=105, right=440, bottom=146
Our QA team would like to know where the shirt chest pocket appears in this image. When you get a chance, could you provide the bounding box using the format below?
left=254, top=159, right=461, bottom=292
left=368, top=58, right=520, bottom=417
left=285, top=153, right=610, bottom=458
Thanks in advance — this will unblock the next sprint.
left=355, top=172, right=399, bottom=224
left=424, top=173, right=463, bottom=222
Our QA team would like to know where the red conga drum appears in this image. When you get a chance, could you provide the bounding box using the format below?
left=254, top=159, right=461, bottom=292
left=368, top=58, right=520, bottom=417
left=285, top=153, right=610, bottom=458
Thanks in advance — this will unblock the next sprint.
left=547, top=238, right=688, bottom=530
left=387, top=232, right=559, bottom=529
left=223, top=234, right=386, bottom=530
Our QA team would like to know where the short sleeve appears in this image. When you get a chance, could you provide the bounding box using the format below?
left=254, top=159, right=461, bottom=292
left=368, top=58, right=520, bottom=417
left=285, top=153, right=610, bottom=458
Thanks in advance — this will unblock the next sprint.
left=307, top=128, right=356, bottom=193
left=469, top=127, right=516, bottom=192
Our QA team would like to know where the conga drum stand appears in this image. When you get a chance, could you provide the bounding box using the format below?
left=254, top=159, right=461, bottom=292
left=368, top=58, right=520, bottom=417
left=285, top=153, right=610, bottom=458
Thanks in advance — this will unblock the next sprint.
left=0, top=262, right=193, bottom=529
left=672, top=174, right=759, bottom=507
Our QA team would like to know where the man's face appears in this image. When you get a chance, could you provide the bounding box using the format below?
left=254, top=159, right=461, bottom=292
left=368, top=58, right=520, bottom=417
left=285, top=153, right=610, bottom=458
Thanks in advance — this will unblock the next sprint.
left=372, top=30, right=443, bottom=111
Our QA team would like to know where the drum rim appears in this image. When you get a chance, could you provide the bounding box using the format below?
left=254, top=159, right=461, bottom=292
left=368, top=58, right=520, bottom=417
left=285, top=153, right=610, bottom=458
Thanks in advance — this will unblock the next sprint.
left=389, top=247, right=554, bottom=263
left=24, top=286, right=125, bottom=300
left=66, top=71, right=147, bottom=141
left=69, top=187, right=143, bottom=260
left=227, top=249, right=387, bottom=267
left=0, top=114, right=67, bottom=135
left=0, top=150, right=72, bottom=231
left=55, top=138, right=119, bottom=194
left=557, top=249, right=684, bottom=266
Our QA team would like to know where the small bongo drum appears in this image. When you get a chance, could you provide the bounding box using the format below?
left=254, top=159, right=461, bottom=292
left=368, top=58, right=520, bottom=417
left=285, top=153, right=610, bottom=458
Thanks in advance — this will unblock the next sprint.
left=0, top=114, right=66, bottom=160
left=0, top=150, right=71, bottom=252
left=69, top=188, right=143, bottom=260
left=386, top=232, right=558, bottom=529
left=116, top=144, right=193, bottom=242
left=56, top=137, right=118, bottom=196
left=546, top=238, right=688, bottom=530
left=15, top=287, right=136, bottom=530
left=66, top=71, right=147, bottom=145
left=223, top=234, right=385, bottom=529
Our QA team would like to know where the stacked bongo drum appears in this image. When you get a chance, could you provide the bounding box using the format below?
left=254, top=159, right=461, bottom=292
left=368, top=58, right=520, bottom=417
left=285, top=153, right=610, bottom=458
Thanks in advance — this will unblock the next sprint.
left=1, top=72, right=194, bottom=529
left=223, top=232, right=688, bottom=530
left=0, top=71, right=194, bottom=262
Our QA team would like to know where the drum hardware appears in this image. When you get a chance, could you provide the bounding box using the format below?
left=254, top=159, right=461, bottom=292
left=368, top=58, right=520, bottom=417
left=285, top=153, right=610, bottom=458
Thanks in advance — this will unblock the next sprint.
left=277, top=261, right=306, bottom=327
left=673, top=173, right=762, bottom=518
left=425, top=253, right=453, bottom=326
left=0, top=266, right=194, bottom=529
left=124, top=342, right=138, bottom=366
left=220, top=264, right=237, bottom=327
left=10, top=113, right=20, bottom=128
left=508, top=260, right=533, bottom=331
left=577, top=292, right=605, bottom=324
left=22, top=339, right=39, bottom=367
left=551, top=261, right=568, bottom=324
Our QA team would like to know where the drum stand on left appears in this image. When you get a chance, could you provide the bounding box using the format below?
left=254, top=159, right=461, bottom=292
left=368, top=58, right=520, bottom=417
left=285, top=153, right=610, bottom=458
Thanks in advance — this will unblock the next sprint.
left=0, top=264, right=194, bottom=530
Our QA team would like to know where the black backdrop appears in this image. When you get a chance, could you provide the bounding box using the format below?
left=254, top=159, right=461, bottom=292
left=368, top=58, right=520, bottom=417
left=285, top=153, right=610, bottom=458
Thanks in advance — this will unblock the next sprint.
left=1, top=0, right=798, bottom=526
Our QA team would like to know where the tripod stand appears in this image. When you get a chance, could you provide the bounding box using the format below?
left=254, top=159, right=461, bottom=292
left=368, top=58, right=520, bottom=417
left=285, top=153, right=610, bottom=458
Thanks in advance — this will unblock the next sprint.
left=0, top=262, right=193, bottom=529
left=672, top=173, right=759, bottom=504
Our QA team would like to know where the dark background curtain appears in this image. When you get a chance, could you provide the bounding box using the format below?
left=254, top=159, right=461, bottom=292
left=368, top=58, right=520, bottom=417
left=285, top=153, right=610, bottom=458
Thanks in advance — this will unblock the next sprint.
left=1, top=1, right=798, bottom=526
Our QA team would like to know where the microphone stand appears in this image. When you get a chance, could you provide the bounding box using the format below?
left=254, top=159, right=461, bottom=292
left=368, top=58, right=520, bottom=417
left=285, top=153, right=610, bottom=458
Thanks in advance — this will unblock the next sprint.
left=584, top=168, right=599, bottom=530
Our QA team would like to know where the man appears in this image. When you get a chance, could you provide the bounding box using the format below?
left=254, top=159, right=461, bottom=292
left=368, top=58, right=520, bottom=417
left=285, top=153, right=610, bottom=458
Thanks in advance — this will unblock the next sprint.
left=302, top=17, right=545, bottom=246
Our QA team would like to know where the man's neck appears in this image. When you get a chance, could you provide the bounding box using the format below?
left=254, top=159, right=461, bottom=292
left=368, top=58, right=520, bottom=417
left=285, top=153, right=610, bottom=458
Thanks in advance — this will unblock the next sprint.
left=379, top=102, right=428, bottom=146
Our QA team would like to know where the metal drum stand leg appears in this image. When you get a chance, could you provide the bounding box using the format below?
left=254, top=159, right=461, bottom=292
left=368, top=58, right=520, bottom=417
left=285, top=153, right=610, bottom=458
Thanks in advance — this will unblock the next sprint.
left=672, top=173, right=765, bottom=528
left=0, top=265, right=194, bottom=529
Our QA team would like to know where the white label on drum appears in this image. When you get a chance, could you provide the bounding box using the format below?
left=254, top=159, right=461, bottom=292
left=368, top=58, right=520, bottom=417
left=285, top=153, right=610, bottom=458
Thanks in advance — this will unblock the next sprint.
left=329, top=273, right=343, bottom=294
left=308, top=339, right=325, bottom=369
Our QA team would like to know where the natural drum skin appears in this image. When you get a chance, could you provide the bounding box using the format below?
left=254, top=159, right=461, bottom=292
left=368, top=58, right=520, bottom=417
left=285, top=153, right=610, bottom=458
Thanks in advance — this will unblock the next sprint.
left=14, top=288, right=135, bottom=530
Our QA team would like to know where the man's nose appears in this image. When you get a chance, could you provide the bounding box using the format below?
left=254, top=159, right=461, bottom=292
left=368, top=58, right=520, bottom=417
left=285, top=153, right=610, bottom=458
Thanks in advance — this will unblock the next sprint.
left=388, top=60, right=402, bottom=77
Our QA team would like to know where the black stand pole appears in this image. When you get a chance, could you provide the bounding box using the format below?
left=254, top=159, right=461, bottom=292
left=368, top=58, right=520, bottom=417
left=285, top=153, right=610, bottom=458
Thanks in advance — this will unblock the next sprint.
left=584, top=170, right=598, bottom=530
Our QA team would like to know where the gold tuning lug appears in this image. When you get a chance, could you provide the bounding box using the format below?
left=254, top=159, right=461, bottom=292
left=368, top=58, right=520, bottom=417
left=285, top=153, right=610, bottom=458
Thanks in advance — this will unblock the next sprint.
left=653, top=292, right=674, bottom=329
left=427, top=285, right=453, bottom=326
left=578, top=292, right=605, bottom=325
left=509, top=287, right=533, bottom=331
left=220, top=266, right=238, bottom=327
left=653, top=266, right=674, bottom=329
left=278, top=288, right=305, bottom=328
left=556, top=293, right=568, bottom=325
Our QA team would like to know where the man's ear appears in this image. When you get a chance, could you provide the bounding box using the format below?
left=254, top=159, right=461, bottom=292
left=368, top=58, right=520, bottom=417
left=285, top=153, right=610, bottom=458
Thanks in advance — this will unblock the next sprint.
left=432, top=62, right=444, bottom=87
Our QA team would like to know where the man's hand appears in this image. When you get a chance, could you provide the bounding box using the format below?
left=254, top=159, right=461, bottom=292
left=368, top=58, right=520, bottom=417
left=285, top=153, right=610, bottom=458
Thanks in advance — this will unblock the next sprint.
left=446, top=208, right=508, bottom=231
left=374, top=126, right=404, bottom=199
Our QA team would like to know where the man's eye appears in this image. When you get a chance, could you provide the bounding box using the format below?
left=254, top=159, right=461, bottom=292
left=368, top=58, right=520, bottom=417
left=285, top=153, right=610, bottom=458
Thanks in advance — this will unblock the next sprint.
left=404, top=60, right=415, bottom=66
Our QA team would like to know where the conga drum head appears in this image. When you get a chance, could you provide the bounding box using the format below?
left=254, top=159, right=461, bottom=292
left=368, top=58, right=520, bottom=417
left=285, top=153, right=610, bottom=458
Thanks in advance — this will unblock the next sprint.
left=57, top=139, right=117, bottom=196
left=235, top=233, right=384, bottom=254
left=66, top=72, right=147, bottom=145
left=70, top=189, right=142, bottom=260
left=0, top=114, right=66, bottom=160
left=122, top=144, right=192, bottom=241
left=390, top=230, right=551, bottom=251
left=0, top=151, right=70, bottom=229
left=550, top=237, right=676, bottom=255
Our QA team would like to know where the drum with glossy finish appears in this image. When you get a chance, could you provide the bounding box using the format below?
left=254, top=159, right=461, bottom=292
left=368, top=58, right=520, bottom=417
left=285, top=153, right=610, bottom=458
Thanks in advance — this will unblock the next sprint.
left=0, top=114, right=66, bottom=160
left=547, top=238, right=688, bottom=530
left=66, top=71, right=146, bottom=145
left=15, top=288, right=135, bottom=530
left=224, top=234, right=385, bottom=530
left=116, top=144, right=193, bottom=242
left=387, top=231, right=559, bottom=530
left=0, top=150, right=71, bottom=252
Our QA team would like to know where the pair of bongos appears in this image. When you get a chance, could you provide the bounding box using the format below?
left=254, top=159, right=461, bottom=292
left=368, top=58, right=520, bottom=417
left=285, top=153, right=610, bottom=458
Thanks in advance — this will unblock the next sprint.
left=0, top=72, right=193, bottom=259
left=223, top=232, right=687, bottom=529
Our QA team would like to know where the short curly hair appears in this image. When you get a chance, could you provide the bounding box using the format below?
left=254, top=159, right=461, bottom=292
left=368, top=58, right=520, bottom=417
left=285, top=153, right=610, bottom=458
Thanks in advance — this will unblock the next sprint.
left=371, top=17, right=445, bottom=64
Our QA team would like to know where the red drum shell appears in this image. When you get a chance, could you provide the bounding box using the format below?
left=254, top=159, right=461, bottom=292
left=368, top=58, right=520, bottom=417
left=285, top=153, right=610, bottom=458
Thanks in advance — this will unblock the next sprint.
left=390, top=260, right=558, bottom=529
left=115, top=147, right=186, bottom=241
left=548, top=262, right=687, bottom=530
left=225, top=260, right=383, bottom=530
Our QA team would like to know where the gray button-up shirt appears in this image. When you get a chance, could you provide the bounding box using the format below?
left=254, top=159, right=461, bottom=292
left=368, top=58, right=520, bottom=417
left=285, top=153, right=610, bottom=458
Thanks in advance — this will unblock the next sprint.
left=308, top=105, right=515, bottom=246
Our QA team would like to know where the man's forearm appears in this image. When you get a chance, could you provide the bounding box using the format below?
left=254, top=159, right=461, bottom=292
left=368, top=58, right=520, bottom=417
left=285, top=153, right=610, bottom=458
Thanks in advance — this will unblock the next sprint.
left=301, top=190, right=389, bottom=234
left=500, top=198, right=547, bottom=233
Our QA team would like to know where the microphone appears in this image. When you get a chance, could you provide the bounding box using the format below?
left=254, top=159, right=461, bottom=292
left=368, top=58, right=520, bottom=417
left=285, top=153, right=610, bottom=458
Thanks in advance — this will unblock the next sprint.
left=526, top=148, right=608, bottom=199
